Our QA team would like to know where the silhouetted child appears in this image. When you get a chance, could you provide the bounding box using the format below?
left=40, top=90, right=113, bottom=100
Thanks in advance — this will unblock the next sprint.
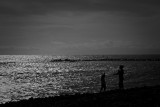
left=100, top=72, right=106, bottom=92
left=114, top=65, right=124, bottom=90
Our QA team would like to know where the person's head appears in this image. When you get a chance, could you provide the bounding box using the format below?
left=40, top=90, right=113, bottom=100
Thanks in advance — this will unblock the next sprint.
left=119, top=65, right=124, bottom=69
left=102, top=72, right=105, bottom=75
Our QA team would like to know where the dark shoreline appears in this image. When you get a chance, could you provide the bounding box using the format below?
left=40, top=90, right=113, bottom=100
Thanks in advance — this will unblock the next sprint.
left=1, top=85, right=160, bottom=107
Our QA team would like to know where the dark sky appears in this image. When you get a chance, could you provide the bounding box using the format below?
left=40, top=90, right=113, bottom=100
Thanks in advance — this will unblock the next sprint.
left=0, top=0, right=160, bottom=55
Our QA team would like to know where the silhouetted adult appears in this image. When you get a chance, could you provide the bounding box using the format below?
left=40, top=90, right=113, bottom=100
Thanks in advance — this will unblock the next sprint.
left=115, top=65, right=124, bottom=90
left=100, top=72, right=106, bottom=92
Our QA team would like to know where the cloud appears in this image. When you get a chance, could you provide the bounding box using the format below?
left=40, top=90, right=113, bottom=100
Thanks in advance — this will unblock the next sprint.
left=1, top=40, right=159, bottom=55
left=0, top=46, right=40, bottom=54
left=51, top=40, right=159, bottom=50
left=1, top=0, right=160, bottom=55
left=0, top=0, right=160, bottom=17
left=50, top=40, right=160, bottom=55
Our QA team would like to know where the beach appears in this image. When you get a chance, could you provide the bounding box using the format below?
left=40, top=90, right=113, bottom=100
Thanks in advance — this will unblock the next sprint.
left=1, top=85, right=160, bottom=107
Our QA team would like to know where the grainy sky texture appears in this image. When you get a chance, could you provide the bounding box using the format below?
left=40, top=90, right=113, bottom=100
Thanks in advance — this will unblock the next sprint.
left=0, top=0, right=160, bottom=55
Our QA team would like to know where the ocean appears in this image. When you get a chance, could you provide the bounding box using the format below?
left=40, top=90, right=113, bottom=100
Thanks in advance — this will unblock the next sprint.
left=0, top=55, right=160, bottom=104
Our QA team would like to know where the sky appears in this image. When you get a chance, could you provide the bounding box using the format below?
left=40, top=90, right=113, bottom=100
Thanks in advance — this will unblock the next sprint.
left=0, top=0, right=160, bottom=55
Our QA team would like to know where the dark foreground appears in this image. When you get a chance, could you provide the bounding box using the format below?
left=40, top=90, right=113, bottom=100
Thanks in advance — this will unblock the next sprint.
left=1, top=85, right=160, bottom=107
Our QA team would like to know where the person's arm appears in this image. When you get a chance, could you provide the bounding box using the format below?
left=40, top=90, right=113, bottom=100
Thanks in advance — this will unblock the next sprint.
left=113, top=71, right=119, bottom=75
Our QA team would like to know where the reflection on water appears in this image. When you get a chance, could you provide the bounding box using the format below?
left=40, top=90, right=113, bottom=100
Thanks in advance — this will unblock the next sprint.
left=0, top=55, right=160, bottom=104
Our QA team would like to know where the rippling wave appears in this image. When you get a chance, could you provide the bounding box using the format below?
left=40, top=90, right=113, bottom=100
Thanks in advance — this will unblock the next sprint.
left=0, top=55, right=160, bottom=104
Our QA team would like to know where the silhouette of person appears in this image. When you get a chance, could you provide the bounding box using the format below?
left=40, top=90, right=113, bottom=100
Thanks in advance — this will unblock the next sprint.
left=100, top=72, right=106, bottom=92
left=115, top=65, right=124, bottom=90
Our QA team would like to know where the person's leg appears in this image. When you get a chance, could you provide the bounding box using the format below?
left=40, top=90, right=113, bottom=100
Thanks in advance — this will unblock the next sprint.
left=119, top=81, right=124, bottom=90
left=100, top=86, right=103, bottom=92
left=104, top=86, right=106, bottom=91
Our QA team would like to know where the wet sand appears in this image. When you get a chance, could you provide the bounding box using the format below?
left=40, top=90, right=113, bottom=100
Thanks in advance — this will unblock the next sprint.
left=1, top=85, right=160, bottom=107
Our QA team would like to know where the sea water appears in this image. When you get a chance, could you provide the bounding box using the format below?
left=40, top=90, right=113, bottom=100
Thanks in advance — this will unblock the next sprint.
left=0, top=55, right=160, bottom=104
